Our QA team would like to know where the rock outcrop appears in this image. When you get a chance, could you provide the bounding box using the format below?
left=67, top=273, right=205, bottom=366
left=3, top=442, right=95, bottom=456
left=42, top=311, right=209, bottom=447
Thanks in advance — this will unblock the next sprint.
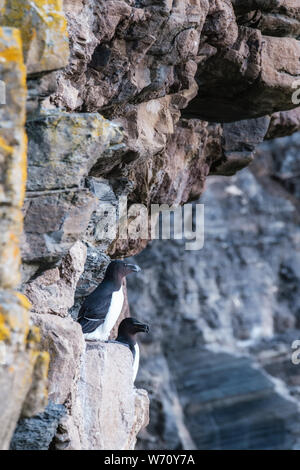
left=1, top=0, right=69, bottom=75
left=25, top=241, right=87, bottom=317
left=0, top=25, right=49, bottom=450
left=10, top=402, right=66, bottom=451
left=52, top=342, right=149, bottom=450
left=18, top=0, right=300, bottom=271
left=1, top=0, right=300, bottom=450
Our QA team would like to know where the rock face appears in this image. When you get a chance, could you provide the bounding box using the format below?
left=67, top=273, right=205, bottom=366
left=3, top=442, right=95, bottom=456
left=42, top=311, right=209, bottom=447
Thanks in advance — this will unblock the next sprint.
left=0, top=290, right=50, bottom=449
left=0, top=26, right=27, bottom=288
left=25, top=241, right=87, bottom=317
left=9, top=303, right=148, bottom=450
left=1, top=0, right=69, bottom=75
left=2, top=0, right=300, bottom=451
left=184, top=29, right=300, bottom=122
left=169, top=350, right=300, bottom=450
left=19, top=0, right=300, bottom=272
left=127, top=135, right=300, bottom=449
left=0, top=25, right=49, bottom=450
left=21, top=248, right=147, bottom=450
left=10, top=402, right=66, bottom=451
left=31, top=313, right=85, bottom=405
left=58, top=342, right=149, bottom=450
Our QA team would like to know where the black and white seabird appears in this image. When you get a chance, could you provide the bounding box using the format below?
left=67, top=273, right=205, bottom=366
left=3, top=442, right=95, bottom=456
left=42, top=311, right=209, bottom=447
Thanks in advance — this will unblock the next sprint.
left=77, top=260, right=141, bottom=341
left=116, top=317, right=149, bottom=382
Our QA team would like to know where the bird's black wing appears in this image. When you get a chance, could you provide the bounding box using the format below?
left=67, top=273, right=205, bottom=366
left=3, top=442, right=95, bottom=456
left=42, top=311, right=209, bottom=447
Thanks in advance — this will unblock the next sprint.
left=77, top=284, right=113, bottom=334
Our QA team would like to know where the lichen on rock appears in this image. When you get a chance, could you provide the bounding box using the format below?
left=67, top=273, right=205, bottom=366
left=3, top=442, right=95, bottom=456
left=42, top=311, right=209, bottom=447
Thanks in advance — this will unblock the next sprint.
left=0, top=290, right=49, bottom=449
left=1, top=0, right=300, bottom=452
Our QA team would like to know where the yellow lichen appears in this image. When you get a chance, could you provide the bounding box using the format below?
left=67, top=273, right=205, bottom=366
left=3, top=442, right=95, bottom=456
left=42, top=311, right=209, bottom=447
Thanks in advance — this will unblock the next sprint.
left=26, top=325, right=41, bottom=345
left=15, top=292, right=32, bottom=310
left=5, top=304, right=28, bottom=332
left=38, top=350, right=50, bottom=379
left=19, top=131, right=28, bottom=206
left=0, top=313, right=10, bottom=341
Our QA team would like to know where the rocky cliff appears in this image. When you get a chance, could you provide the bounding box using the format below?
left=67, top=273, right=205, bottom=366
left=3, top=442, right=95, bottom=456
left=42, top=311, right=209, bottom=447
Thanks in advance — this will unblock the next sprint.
left=0, top=0, right=300, bottom=450
left=128, top=133, right=300, bottom=449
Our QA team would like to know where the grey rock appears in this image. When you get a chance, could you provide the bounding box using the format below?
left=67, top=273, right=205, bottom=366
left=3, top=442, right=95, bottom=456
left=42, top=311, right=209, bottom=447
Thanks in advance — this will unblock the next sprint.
left=26, top=112, right=124, bottom=192
left=52, top=342, right=149, bottom=450
left=127, top=135, right=300, bottom=449
left=22, top=189, right=96, bottom=264
left=169, top=349, right=300, bottom=450
left=10, top=402, right=66, bottom=451
left=3, top=0, right=300, bottom=453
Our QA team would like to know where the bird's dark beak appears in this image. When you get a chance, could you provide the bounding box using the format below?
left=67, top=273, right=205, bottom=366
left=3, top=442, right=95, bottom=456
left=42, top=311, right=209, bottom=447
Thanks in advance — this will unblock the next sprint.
left=133, top=320, right=149, bottom=333
left=127, top=263, right=141, bottom=273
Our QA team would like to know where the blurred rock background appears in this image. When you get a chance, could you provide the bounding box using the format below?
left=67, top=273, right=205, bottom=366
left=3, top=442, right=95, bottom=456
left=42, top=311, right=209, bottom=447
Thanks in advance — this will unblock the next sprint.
left=128, top=133, right=300, bottom=450
left=1, top=0, right=300, bottom=449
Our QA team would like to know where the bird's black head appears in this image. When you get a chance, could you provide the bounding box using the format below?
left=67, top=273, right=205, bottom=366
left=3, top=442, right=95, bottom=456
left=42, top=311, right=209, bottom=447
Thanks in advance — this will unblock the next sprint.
left=118, top=317, right=149, bottom=338
left=104, top=260, right=141, bottom=285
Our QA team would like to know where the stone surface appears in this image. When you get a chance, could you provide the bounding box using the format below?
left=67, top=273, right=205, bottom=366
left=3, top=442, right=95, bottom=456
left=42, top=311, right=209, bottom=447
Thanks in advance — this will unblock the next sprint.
left=0, top=290, right=49, bottom=449
left=17, top=298, right=145, bottom=450
left=127, top=135, right=300, bottom=449
left=20, top=0, right=300, bottom=273
left=0, top=0, right=69, bottom=75
left=25, top=241, right=87, bottom=317
left=0, top=27, right=27, bottom=288
left=169, top=349, right=300, bottom=450
left=0, top=27, right=26, bottom=130
left=184, top=28, right=300, bottom=122
left=267, top=108, right=300, bottom=140
left=2, top=0, right=300, bottom=452
left=137, top=346, right=300, bottom=450
left=232, top=1, right=300, bottom=39
left=255, top=132, right=300, bottom=204
left=0, top=25, right=49, bottom=450
left=22, top=112, right=271, bottom=267
left=52, top=342, right=149, bottom=450
left=22, top=189, right=96, bottom=265
left=10, top=401, right=66, bottom=450
left=54, top=0, right=300, bottom=123
left=30, top=313, right=85, bottom=405
left=21, top=112, right=125, bottom=268
left=26, top=112, right=124, bottom=192
left=53, top=0, right=207, bottom=114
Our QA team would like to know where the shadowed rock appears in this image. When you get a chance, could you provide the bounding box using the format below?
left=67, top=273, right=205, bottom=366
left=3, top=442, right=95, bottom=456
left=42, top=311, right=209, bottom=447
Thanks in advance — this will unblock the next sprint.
left=10, top=402, right=66, bottom=451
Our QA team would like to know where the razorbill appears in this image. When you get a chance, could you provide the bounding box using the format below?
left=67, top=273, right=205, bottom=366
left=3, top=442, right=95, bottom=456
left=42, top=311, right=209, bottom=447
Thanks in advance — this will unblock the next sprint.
left=77, top=260, right=141, bottom=341
left=116, top=317, right=149, bottom=382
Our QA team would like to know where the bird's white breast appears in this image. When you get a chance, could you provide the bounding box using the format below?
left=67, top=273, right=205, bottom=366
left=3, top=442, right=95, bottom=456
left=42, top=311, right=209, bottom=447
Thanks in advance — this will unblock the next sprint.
left=84, top=286, right=124, bottom=341
left=132, top=343, right=140, bottom=382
